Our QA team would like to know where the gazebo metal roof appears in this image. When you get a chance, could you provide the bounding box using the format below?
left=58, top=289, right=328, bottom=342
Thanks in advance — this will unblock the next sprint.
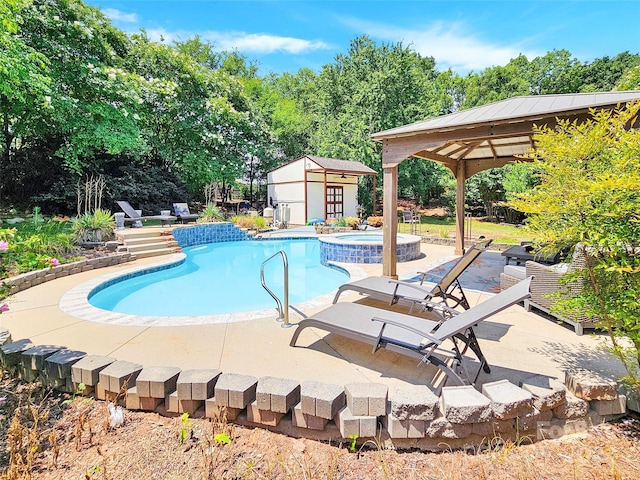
left=374, top=91, right=640, bottom=177
left=371, top=91, right=640, bottom=277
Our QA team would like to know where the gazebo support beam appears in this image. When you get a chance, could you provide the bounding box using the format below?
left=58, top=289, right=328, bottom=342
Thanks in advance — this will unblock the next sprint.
left=382, top=165, right=398, bottom=278
left=455, top=160, right=466, bottom=255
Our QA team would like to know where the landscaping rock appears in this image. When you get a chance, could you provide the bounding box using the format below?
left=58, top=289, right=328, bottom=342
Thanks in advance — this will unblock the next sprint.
left=565, top=369, right=617, bottom=401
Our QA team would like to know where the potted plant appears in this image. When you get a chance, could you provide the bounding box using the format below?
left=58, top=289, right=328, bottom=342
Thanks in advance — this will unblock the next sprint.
left=72, top=209, right=115, bottom=245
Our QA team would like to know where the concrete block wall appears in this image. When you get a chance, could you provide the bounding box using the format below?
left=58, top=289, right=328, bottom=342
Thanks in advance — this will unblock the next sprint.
left=0, top=252, right=134, bottom=296
left=0, top=328, right=629, bottom=451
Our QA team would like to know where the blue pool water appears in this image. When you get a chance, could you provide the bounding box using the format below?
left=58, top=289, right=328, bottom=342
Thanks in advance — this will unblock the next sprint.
left=89, top=239, right=349, bottom=316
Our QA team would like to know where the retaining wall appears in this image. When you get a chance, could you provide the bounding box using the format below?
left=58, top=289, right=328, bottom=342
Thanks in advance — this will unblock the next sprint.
left=0, top=329, right=627, bottom=451
left=0, top=253, right=134, bottom=296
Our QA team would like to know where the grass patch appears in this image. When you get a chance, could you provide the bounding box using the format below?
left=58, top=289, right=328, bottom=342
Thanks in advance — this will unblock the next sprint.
left=398, top=216, right=532, bottom=244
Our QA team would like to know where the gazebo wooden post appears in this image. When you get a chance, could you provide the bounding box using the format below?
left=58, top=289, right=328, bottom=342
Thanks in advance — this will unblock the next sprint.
left=323, top=169, right=327, bottom=220
left=382, top=165, right=398, bottom=278
left=455, top=160, right=466, bottom=255
left=372, top=175, right=377, bottom=216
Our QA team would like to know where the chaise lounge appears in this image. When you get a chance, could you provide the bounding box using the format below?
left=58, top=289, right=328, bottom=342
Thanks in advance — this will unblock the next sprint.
left=290, top=277, right=532, bottom=387
left=172, top=203, right=199, bottom=223
left=116, top=201, right=176, bottom=227
left=333, top=239, right=493, bottom=310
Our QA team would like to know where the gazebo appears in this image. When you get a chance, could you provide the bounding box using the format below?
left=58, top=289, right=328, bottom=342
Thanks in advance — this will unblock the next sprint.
left=371, top=91, right=640, bottom=278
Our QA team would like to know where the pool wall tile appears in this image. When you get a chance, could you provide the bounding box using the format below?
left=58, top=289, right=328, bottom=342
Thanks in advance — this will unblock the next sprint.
left=318, top=234, right=421, bottom=265
left=172, top=223, right=250, bottom=247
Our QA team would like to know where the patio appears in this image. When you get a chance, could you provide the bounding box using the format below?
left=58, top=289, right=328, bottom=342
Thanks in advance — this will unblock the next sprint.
left=1, top=242, right=625, bottom=381
left=0, top=241, right=629, bottom=448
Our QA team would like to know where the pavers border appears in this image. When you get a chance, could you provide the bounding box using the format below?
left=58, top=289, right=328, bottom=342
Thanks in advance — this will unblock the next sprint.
left=0, top=328, right=628, bottom=452
left=0, top=252, right=134, bottom=296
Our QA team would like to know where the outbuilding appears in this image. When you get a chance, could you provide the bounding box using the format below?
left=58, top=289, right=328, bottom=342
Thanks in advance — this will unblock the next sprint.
left=266, top=155, right=377, bottom=226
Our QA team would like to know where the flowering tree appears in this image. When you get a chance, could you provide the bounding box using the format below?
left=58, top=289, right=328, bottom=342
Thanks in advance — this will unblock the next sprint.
left=511, top=102, right=640, bottom=390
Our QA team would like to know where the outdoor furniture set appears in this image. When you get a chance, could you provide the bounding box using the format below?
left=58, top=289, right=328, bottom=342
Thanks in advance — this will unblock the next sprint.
left=116, top=201, right=199, bottom=227
left=289, top=239, right=535, bottom=388
left=291, top=263, right=532, bottom=388
left=500, top=244, right=596, bottom=335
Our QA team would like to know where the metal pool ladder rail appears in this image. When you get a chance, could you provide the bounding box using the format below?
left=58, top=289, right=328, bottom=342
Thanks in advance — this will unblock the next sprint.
left=260, top=250, right=291, bottom=327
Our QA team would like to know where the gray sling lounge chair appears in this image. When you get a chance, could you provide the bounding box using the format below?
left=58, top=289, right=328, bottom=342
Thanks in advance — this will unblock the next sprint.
left=117, top=201, right=176, bottom=227
left=290, top=276, right=531, bottom=387
left=172, top=203, right=199, bottom=223
left=333, top=239, right=493, bottom=310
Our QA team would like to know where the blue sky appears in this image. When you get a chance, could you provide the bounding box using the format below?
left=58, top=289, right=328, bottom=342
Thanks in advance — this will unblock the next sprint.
left=85, top=0, right=640, bottom=75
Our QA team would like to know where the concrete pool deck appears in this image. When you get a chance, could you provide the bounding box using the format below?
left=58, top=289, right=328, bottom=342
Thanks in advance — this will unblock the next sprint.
left=0, top=242, right=626, bottom=392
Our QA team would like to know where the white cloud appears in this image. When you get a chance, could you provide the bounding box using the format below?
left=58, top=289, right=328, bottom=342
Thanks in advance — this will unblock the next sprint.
left=102, top=8, right=138, bottom=24
left=145, top=28, right=180, bottom=44
left=145, top=28, right=331, bottom=55
left=213, top=33, right=330, bottom=54
left=341, top=17, right=541, bottom=72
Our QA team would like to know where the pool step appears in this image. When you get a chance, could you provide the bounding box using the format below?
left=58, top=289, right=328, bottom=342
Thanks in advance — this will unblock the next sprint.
left=115, top=227, right=182, bottom=259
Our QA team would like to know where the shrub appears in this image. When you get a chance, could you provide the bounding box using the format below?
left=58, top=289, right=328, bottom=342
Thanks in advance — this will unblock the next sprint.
left=367, top=216, right=383, bottom=227
left=1, top=212, right=77, bottom=285
left=71, top=209, right=115, bottom=243
left=344, top=217, right=360, bottom=229
left=198, top=204, right=225, bottom=223
left=255, top=217, right=268, bottom=230
left=511, top=101, right=640, bottom=390
left=231, top=215, right=256, bottom=229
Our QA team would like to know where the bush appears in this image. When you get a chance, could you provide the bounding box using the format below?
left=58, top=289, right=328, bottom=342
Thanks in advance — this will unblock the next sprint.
left=367, top=216, right=383, bottom=227
left=71, top=209, right=115, bottom=243
left=511, top=102, right=640, bottom=389
left=344, top=217, right=360, bottom=229
left=255, top=217, right=268, bottom=230
left=198, top=204, right=225, bottom=223
left=1, top=211, right=77, bottom=287
left=231, top=215, right=256, bottom=229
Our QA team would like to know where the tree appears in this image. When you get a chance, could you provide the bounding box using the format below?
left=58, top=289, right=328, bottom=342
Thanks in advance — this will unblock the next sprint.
left=17, top=0, right=143, bottom=174
left=527, top=49, right=582, bottom=94
left=465, top=169, right=507, bottom=218
left=310, top=35, right=444, bottom=211
left=511, top=102, right=640, bottom=389
left=616, top=65, right=640, bottom=90
left=0, top=0, right=52, bottom=203
left=579, top=52, right=640, bottom=92
left=125, top=34, right=259, bottom=194
left=459, top=55, right=531, bottom=109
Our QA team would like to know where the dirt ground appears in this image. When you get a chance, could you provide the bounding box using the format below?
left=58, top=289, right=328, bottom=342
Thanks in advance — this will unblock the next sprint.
left=1, top=373, right=639, bottom=480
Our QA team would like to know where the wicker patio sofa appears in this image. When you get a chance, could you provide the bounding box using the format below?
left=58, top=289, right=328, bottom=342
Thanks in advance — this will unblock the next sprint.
left=523, top=246, right=597, bottom=336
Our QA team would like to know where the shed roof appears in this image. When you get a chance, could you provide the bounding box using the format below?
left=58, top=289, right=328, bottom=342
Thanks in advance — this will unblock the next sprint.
left=305, top=155, right=377, bottom=174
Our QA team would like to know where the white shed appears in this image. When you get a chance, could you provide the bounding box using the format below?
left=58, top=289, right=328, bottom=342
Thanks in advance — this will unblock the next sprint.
left=266, top=155, right=377, bottom=225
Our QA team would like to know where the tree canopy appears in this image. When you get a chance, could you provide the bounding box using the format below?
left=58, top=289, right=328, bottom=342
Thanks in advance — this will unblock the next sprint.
left=1, top=0, right=639, bottom=215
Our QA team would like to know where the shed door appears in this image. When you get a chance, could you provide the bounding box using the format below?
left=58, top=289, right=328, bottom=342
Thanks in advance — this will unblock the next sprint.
left=326, top=186, right=343, bottom=219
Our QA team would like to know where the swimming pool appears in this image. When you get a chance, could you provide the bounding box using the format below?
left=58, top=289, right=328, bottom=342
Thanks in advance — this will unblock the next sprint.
left=88, top=239, right=349, bottom=316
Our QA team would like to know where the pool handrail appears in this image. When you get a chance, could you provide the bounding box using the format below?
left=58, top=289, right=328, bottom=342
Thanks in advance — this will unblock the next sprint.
left=260, top=250, right=291, bottom=327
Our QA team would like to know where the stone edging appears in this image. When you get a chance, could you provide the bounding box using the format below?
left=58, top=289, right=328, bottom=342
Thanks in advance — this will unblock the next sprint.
left=0, top=329, right=627, bottom=451
left=1, top=253, right=135, bottom=296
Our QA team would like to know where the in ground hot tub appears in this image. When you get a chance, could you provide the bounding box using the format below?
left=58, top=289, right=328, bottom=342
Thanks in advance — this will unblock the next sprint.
left=319, top=232, right=421, bottom=264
